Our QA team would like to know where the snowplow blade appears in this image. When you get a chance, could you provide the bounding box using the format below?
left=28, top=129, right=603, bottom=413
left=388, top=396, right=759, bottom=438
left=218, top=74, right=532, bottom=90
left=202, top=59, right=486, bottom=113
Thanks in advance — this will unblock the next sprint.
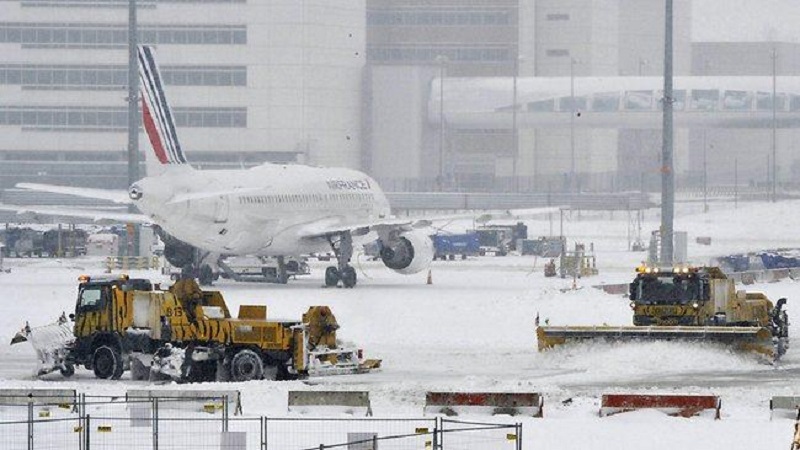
left=537, top=325, right=780, bottom=359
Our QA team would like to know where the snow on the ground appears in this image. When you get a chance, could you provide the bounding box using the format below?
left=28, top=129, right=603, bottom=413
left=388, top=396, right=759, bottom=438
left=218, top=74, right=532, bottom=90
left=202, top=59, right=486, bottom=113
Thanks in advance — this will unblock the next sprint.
left=1, top=200, right=800, bottom=449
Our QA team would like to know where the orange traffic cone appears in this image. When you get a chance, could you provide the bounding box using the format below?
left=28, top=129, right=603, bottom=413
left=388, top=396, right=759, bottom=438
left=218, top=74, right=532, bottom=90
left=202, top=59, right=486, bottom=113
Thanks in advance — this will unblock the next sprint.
left=426, top=269, right=433, bottom=285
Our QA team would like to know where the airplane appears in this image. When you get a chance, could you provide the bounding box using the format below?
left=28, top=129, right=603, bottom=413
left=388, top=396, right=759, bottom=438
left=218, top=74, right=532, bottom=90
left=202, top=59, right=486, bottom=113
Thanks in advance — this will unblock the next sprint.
left=3, top=46, right=559, bottom=287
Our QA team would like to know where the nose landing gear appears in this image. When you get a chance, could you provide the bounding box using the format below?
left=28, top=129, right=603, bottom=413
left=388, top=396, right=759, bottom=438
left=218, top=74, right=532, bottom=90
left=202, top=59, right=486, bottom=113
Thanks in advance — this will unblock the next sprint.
left=324, top=231, right=357, bottom=288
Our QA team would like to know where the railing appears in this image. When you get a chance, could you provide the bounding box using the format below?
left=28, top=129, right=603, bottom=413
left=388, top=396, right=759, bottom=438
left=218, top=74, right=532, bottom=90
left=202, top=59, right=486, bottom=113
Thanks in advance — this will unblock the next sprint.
left=0, top=395, right=523, bottom=450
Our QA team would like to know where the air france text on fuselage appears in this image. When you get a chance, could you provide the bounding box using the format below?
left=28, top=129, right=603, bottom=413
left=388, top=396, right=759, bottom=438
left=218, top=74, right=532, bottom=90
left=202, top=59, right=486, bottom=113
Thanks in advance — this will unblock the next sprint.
left=326, top=179, right=372, bottom=191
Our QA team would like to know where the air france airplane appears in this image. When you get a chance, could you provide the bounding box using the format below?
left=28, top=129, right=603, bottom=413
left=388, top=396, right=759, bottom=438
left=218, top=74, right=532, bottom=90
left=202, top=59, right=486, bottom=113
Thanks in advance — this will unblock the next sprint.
left=7, top=46, right=556, bottom=287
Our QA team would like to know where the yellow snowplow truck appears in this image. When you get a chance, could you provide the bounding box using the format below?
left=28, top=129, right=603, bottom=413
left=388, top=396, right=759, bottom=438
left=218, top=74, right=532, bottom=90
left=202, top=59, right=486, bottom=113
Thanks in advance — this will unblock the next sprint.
left=12, top=275, right=380, bottom=381
left=537, top=266, right=789, bottom=359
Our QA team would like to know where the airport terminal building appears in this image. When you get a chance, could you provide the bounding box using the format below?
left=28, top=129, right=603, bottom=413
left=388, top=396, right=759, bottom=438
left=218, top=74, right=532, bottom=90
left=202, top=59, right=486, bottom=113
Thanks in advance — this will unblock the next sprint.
left=0, top=0, right=365, bottom=190
left=1, top=0, right=799, bottom=196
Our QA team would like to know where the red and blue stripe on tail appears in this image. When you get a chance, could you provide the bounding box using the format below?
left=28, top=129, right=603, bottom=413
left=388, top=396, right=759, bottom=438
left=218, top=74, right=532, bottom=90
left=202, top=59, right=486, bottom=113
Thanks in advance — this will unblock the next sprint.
left=137, top=45, right=188, bottom=166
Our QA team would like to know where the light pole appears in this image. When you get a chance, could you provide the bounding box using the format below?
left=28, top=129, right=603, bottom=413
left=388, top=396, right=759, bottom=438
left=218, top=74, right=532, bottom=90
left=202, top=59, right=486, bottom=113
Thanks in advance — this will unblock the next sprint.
left=734, top=157, right=738, bottom=209
left=702, top=130, right=709, bottom=213
left=127, top=0, right=140, bottom=256
left=570, top=57, right=578, bottom=192
left=660, top=0, right=675, bottom=266
left=435, top=55, right=448, bottom=191
left=511, top=56, right=520, bottom=192
left=771, top=47, right=778, bottom=202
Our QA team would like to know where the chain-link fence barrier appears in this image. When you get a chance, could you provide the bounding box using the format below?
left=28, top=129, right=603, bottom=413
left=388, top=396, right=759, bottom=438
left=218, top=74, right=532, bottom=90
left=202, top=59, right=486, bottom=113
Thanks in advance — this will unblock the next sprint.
left=0, top=396, right=523, bottom=450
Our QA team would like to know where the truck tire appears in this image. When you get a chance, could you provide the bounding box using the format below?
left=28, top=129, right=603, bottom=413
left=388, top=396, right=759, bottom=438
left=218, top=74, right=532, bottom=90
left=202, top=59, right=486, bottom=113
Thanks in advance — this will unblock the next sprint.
left=60, top=364, right=75, bottom=378
left=93, top=345, right=124, bottom=380
left=230, top=349, right=264, bottom=381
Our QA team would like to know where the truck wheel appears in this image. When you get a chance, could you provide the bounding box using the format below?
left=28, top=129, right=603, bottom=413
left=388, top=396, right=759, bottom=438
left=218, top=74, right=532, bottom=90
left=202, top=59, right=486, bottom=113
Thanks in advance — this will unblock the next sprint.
left=230, top=349, right=264, bottom=382
left=60, top=364, right=75, bottom=378
left=93, top=345, right=124, bottom=380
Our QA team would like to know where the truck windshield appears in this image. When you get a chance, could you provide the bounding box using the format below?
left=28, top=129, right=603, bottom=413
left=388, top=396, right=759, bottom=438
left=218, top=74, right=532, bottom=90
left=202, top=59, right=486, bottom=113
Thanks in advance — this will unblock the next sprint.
left=78, top=286, right=102, bottom=310
left=635, top=275, right=701, bottom=304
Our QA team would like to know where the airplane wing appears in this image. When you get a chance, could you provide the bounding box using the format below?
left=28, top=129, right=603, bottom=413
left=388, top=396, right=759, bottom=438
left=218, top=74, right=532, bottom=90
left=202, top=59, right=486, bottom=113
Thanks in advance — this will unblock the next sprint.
left=297, top=206, right=563, bottom=239
left=0, top=204, right=149, bottom=224
left=16, top=183, right=131, bottom=204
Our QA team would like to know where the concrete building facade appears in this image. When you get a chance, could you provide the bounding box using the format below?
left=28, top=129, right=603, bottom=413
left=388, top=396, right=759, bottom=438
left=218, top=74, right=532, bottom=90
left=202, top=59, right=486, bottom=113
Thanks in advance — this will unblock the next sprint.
left=0, top=0, right=365, bottom=190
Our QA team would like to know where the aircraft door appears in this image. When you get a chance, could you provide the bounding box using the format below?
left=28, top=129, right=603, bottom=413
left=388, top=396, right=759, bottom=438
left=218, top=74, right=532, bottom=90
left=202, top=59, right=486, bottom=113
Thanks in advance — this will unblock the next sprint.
left=213, top=196, right=229, bottom=223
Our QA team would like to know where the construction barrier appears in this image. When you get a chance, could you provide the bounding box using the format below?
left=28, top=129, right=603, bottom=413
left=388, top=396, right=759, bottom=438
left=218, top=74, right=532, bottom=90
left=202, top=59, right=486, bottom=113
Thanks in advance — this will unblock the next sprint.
left=287, top=391, right=373, bottom=416
left=0, top=389, right=77, bottom=408
left=592, top=283, right=628, bottom=295
left=771, top=396, right=800, bottom=419
left=729, top=268, right=793, bottom=285
left=600, top=394, right=721, bottom=419
left=126, top=389, right=242, bottom=415
left=424, top=392, right=544, bottom=418
left=105, top=256, right=160, bottom=272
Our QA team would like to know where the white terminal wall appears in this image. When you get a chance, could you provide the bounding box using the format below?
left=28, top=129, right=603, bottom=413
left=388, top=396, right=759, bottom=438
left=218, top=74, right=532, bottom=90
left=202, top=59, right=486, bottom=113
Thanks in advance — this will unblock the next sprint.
left=0, top=1, right=365, bottom=169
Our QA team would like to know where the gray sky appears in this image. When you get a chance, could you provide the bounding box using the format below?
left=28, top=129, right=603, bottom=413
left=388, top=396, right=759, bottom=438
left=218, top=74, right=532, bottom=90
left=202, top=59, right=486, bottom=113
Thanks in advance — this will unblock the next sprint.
left=694, top=0, right=800, bottom=42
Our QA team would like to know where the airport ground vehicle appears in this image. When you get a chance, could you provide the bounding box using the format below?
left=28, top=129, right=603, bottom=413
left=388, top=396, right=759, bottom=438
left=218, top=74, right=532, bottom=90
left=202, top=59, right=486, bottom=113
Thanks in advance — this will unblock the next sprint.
left=537, top=266, right=789, bottom=359
left=431, top=233, right=480, bottom=260
left=13, top=275, right=380, bottom=382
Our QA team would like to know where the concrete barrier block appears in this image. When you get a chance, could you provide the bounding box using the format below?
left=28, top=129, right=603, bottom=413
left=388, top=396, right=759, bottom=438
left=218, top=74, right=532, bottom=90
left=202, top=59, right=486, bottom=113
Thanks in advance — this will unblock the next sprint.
left=600, top=394, right=720, bottom=419
left=0, top=389, right=77, bottom=407
left=288, top=391, right=372, bottom=416
left=126, top=389, right=242, bottom=415
left=424, top=392, right=543, bottom=418
left=770, top=396, right=800, bottom=419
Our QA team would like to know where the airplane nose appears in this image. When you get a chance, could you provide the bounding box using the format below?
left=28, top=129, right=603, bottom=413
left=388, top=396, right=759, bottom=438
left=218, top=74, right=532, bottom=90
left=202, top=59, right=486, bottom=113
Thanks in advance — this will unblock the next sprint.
left=129, top=184, right=143, bottom=200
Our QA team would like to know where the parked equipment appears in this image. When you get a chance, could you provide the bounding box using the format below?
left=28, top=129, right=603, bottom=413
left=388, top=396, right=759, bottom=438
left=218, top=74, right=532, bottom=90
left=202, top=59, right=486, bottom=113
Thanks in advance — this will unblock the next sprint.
left=12, top=275, right=380, bottom=382
left=520, top=236, right=565, bottom=257
left=431, top=233, right=480, bottom=260
left=537, top=266, right=789, bottom=359
left=474, top=222, right=527, bottom=256
left=559, top=242, right=598, bottom=278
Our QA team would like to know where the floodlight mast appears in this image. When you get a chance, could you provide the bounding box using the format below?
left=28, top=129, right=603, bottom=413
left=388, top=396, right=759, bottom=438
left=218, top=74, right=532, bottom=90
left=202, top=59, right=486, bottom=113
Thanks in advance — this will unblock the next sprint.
left=660, top=0, right=675, bottom=266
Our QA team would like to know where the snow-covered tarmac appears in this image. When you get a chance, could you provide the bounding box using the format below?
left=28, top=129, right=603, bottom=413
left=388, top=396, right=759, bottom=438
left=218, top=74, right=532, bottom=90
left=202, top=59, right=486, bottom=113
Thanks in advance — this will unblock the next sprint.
left=2, top=200, right=800, bottom=449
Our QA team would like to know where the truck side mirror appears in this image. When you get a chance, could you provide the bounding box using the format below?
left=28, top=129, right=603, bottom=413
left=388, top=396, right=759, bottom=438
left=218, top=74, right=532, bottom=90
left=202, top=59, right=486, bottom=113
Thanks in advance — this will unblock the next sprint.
left=68, top=313, right=74, bottom=320
left=629, top=282, right=637, bottom=300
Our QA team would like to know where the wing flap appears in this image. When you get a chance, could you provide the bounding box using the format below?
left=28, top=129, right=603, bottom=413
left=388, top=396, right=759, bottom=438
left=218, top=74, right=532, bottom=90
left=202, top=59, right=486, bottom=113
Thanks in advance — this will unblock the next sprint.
left=0, top=204, right=149, bottom=224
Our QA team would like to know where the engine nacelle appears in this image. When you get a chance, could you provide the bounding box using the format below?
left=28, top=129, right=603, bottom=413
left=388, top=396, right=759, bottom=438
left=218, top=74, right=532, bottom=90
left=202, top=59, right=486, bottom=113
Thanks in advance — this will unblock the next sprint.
left=379, top=230, right=434, bottom=275
left=154, top=226, right=195, bottom=269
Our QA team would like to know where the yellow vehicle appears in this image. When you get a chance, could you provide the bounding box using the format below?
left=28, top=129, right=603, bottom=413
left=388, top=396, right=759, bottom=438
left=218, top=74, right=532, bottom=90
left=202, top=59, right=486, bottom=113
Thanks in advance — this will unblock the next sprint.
left=537, top=266, right=789, bottom=359
left=14, top=275, right=380, bottom=381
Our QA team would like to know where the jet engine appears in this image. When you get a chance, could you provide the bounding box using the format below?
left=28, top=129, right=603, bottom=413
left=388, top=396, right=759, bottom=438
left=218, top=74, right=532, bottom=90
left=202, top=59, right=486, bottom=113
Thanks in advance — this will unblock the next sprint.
left=379, top=230, right=433, bottom=275
left=153, top=226, right=195, bottom=269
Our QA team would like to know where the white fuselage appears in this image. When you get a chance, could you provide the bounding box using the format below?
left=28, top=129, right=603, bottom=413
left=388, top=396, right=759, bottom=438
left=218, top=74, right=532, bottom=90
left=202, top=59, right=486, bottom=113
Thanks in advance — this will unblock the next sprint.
left=131, top=164, right=392, bottom=256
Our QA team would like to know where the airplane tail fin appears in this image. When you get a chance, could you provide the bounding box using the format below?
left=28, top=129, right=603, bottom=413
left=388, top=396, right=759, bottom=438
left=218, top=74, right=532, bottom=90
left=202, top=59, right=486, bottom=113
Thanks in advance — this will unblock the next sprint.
left=137, top=45, right=191, bottom=173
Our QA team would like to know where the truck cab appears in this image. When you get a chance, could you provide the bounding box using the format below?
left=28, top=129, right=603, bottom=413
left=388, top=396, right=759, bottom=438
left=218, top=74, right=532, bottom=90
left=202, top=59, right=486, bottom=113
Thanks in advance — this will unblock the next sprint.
left=629, top=266, right=712, bottom=326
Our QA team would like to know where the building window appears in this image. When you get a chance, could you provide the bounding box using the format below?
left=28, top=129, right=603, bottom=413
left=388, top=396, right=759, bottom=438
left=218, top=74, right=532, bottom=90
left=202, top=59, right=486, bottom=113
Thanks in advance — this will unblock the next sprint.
left=0, top=106, right=247, bottom=131
left=21, top=0, right=245, bottom=8
left=0, top=23, right=247, bottom=48
left=367, top=10, right=512, bottom=27
left=545, top=49, right=570, bottom=57
left=367, top=45, right=511, bottom=63
left=0, top=64, right=246, bottom=90
left=546, top=13, right=570, bottom=21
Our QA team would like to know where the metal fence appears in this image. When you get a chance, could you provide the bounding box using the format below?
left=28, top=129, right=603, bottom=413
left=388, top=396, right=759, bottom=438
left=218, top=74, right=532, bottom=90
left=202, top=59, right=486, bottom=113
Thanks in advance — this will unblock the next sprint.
left=0, top=396, right=523, bottom=450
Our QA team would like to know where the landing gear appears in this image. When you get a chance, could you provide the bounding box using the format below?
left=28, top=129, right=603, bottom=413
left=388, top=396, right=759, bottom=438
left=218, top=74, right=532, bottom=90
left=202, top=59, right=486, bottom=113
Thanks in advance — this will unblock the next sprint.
left=198, top=264, right=214, bottom=286
left=325, top=266, right=340, bottom=287
left=340, top=266, right=357, bottom=288
left=325, top=231, right=357, bottom=288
